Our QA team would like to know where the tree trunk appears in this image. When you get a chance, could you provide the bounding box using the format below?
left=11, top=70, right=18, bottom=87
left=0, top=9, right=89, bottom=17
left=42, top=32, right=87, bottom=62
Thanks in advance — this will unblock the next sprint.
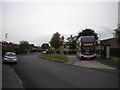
left=54, top=49, right=56, bottom=54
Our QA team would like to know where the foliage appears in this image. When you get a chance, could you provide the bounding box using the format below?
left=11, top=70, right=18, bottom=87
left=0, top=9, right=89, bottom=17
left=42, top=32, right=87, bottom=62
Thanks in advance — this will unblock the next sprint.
left=111, top=56, right=120, bottom=61
left=114, top=25, right=120, bottom=45
left=66, top=35, right=76, bottom=50
left=41, top=54, right=68, bottom=62
left=19, top=41, right=32, bottom=52
left=2, top=42, right=20, bottom=56
left=76, top=28, right=98, bottom=40
left=9, top=42, right=20, bottom=53
left=50, top=32, right=62, bottom=50
left=2, top=40, right=35, bottom=55
left=41, top=43, right=50, bottom=49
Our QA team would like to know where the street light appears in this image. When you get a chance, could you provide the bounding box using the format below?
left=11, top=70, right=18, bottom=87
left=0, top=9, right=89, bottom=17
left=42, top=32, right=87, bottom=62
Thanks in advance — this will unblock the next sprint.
left=97, top=33, right=101, bottom=45
left=5, top=33, right=8, bottom=42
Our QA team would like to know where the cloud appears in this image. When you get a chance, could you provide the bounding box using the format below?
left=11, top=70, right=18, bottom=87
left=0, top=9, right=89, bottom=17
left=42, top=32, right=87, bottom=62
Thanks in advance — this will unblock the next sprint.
left=2, top=2, right=117, bottom=45
left=96, top=27, right=114, bottom=40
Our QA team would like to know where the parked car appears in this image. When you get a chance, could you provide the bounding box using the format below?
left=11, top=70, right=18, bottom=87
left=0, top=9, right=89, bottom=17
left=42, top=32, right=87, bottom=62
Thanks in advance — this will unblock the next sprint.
left=42, top=51, right=47, bottom=54
left=3, top=52, right=17, bottom=64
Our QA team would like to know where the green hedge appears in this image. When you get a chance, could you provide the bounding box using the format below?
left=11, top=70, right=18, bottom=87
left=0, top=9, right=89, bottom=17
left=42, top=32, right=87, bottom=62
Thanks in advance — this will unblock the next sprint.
left=40, top=54, right=68, bottom=62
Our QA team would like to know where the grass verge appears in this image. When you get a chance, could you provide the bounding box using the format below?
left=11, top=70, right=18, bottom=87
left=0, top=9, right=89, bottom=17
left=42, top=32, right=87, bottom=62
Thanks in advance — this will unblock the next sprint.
left=40, top=54, right=68, bottom=62
left=111, top=56, right=120, bottom=61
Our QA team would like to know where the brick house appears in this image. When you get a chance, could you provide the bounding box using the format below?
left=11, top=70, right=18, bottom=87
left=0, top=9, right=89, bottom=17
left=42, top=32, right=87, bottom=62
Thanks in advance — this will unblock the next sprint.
left=100, top=38, right=120, bottom=49
left=96, top=38, right=120, bottom=57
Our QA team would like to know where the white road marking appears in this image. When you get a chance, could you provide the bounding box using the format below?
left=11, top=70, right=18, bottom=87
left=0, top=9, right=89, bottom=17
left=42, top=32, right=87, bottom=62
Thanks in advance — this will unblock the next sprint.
left=11, top=68, right=23, bottom=86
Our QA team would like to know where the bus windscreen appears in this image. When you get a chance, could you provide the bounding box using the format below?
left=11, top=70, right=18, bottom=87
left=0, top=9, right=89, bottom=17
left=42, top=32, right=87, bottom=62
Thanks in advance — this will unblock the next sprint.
left=81, top=36, right=95, bottom=42
left=81, top=46, right=95, bottom=55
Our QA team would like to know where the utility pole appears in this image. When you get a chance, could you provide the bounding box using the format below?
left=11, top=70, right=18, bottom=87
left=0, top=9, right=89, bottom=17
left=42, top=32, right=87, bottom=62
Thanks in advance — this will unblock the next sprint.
left=98, top=34, right=102, bottom=59
left=60, top=36, right=64, bottom=55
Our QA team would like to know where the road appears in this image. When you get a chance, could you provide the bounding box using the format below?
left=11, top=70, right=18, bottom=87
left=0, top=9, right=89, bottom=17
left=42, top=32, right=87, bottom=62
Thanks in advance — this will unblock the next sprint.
left=2, top=53, right=118, bottom=88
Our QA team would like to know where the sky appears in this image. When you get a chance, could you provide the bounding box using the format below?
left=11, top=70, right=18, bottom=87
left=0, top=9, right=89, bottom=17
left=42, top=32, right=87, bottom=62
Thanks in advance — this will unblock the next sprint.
left=1, top=0, right=119, bottom=46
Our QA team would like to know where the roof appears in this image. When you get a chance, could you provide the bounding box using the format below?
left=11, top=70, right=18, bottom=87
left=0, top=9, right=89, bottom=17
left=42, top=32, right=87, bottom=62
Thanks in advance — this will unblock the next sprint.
left=101, top=38, right=116, bottom=42
left=80, top=36, right=95, bottom=37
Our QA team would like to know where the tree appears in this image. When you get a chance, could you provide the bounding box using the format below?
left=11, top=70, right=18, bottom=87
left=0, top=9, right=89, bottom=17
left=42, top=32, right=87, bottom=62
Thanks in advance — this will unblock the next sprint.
left=9, top=42, right=20, bottom=53
left=31, top=44, right=35, bottom=48
left=41, top=43, right=50, bottom=49
left=19, top=41, right=32, bottom=53
left=76, top=28, right=98, bottom=40
left=66, top=35, right=76, bottom=51
left=50, top=32, right=62, bottom=52
left=114, top=25, right=120, bottom=45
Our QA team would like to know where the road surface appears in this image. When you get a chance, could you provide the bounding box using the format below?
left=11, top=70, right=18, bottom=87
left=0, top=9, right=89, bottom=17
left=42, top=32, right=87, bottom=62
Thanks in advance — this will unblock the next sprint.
left=2, top=53, right=118, bottom=88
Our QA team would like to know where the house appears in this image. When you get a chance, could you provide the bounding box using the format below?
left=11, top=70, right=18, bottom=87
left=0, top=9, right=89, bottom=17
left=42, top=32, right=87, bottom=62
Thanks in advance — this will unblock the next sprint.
left=100, top=38, right=120, bottom=49
left=97, top=38, right=120, bottom=57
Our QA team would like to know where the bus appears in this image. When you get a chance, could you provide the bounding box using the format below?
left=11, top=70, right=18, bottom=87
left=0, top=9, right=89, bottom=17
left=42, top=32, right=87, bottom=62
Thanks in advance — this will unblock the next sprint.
left=76, top=36, right=96, bottom=59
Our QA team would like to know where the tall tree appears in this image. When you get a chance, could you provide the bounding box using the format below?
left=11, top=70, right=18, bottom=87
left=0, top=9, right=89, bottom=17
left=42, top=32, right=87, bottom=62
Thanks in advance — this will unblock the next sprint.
left=50, top=32, right=62, bottom=52
left=19, top=41, right=32, bottom=52
left=76, top=28, right=98, bottom=40
left=41, top=43, right=50, bottom=49
left=114, top=25, right=120, bottom=45
left=67, top=35, right=76, bottom=51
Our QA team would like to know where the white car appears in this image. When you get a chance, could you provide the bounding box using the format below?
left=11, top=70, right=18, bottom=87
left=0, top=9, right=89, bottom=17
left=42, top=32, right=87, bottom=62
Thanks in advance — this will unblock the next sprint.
left=3, top=52, right=17, bottom=64
left=42, top=51, right=47, bottom=54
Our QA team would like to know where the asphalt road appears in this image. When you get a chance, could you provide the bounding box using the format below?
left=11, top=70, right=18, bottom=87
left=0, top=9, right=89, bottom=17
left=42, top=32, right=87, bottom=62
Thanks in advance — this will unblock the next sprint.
left=2, top=53, right=118, bottom=88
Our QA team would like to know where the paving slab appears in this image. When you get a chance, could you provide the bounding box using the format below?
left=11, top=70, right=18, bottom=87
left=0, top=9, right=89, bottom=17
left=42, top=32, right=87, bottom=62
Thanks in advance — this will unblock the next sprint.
left=65, top=55, right=116, bottom=69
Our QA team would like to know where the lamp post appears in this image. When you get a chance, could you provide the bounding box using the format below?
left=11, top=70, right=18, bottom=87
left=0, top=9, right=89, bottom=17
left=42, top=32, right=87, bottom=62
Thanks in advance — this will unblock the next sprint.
left=5, top=33, right=8, bottom=42
left=98, top=34, right=102, bottom=59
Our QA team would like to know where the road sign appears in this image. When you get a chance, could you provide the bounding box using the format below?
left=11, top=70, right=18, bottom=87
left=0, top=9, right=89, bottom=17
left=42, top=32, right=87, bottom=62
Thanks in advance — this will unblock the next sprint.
left=60, top=36, right=64, bottom=41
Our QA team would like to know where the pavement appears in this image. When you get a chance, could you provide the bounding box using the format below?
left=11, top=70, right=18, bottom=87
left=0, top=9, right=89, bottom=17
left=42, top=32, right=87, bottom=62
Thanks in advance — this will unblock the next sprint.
left=2, top=64, right=24, bottom=89
left=65, top=55, right=118, bottom=70
left=96, top=58, right=119, bottom=69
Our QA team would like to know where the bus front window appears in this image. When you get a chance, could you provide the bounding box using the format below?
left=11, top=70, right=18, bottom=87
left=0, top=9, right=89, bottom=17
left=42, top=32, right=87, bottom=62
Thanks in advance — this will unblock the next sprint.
left=81, top=46, right=95, bottom=55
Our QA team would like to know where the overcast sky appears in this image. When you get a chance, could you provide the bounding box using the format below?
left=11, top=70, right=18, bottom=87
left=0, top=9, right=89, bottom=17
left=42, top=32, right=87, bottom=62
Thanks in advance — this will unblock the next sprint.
left=1, top=0, right=118, bottom=46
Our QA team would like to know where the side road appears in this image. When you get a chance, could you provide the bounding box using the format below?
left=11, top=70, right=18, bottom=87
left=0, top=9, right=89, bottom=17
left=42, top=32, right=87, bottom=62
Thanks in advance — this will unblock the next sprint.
left=65, top=55, right=118, bottom=70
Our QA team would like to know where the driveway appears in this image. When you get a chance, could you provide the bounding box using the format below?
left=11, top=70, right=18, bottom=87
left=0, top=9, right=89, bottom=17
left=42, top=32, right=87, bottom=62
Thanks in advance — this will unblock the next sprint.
left=65, top=55, right=117, bottom=70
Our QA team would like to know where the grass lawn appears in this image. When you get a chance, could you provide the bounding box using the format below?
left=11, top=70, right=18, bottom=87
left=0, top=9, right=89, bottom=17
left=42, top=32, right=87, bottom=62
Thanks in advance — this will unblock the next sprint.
left=111, top=56, right=120, bottom=61
left=40, top=54, right=68, bottom=62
